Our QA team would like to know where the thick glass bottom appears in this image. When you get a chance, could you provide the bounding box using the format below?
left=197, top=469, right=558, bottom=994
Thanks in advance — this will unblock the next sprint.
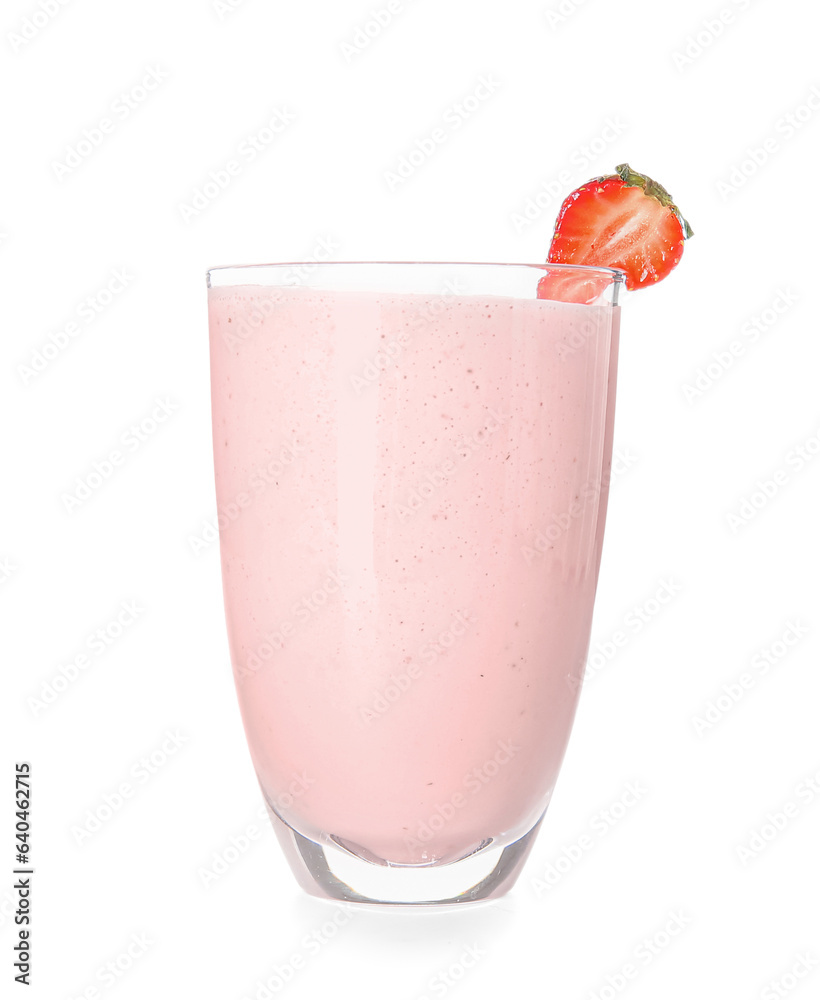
left=264, top=797, right=545, bottom=906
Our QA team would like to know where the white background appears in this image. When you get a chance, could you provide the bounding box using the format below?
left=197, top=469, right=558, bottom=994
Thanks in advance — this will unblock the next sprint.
left=2, top=0, right=819, bottom=997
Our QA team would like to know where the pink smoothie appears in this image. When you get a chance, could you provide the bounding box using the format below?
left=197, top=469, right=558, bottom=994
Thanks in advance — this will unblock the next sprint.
left=208, top=283, right=619, bottom=866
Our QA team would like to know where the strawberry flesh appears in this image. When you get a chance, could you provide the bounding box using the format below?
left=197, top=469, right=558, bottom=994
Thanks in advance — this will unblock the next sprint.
left=535, top=268, right=614, bottom=305
left=545, top=165, right=691, bottom=292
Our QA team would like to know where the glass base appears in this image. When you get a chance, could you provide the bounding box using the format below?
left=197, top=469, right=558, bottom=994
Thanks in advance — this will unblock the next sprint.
left=264, top=798, right=545, bottom=906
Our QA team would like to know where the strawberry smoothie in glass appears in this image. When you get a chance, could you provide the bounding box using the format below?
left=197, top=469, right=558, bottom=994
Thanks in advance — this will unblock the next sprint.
left=208, top=261, right=623, bottom=904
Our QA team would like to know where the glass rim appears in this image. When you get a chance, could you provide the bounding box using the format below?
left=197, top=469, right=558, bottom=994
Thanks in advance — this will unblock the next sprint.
left=206, top=260, right=626, bottom=282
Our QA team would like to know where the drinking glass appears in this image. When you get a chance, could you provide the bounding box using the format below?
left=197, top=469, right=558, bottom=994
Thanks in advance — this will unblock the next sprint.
left=207, top=262, right=623, bottom=904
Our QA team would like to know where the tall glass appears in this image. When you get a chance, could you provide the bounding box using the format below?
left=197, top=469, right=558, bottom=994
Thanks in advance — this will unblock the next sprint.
left=207, top=262, right=623, bottom=905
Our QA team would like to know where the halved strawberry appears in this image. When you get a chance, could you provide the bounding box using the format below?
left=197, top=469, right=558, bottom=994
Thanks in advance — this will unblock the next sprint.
left=535, top=267, right=614, bottom=305
left=544, top=163, right=693, bottom=292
